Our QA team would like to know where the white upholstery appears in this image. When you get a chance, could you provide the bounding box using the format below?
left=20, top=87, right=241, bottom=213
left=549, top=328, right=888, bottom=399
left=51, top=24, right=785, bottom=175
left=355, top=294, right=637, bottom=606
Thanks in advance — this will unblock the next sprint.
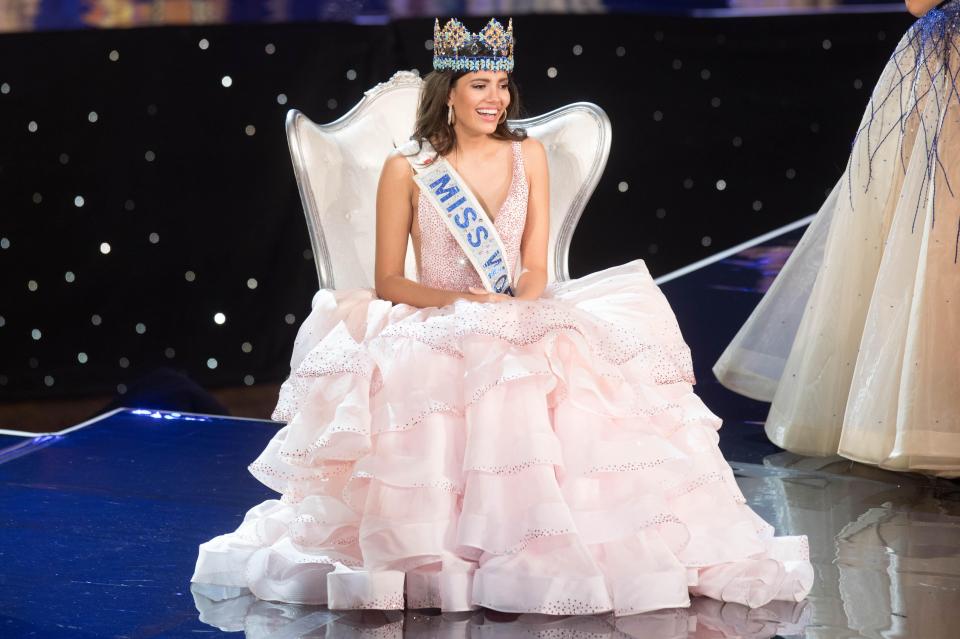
left=286, top=70, right=611, bottom=290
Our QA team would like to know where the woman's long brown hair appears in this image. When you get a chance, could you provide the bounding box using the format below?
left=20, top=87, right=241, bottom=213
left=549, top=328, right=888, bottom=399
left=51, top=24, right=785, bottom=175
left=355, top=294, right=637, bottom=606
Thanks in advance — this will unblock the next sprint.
left=412, top=70, right=527, bottom=157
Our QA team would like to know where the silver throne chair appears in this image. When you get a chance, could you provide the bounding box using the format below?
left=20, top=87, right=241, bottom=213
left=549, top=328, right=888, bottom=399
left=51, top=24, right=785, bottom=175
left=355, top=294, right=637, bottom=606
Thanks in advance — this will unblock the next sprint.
left=285, top=70, right=611, bottom=290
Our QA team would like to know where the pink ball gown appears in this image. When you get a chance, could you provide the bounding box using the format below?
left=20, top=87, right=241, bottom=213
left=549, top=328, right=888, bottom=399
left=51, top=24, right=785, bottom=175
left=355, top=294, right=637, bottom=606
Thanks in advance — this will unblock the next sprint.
left=192, top=140, right=813, bottom=615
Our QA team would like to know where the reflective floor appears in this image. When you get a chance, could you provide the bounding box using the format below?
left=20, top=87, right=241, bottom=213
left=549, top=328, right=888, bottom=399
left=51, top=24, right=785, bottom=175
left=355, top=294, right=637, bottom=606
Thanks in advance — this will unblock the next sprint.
left=3, top=228, right=960, bottom=637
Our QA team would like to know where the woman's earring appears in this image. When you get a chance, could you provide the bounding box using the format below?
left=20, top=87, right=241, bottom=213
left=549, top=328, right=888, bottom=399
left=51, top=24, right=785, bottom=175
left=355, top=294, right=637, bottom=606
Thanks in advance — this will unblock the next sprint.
left=498, top=110, right=507, bottom=125
left=447, top=105, right=455, bottom=126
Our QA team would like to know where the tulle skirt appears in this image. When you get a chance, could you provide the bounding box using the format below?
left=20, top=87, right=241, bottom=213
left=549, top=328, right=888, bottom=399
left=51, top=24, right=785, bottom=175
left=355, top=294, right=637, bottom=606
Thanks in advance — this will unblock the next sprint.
left=714, top=4, right=960, bottom=476
left=193, top=260, right=812, bottom=615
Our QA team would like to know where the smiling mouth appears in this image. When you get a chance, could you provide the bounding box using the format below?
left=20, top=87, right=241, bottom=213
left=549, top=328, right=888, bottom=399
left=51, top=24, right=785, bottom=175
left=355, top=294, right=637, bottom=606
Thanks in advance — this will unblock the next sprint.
left=476, top=108, right=499, bottom=121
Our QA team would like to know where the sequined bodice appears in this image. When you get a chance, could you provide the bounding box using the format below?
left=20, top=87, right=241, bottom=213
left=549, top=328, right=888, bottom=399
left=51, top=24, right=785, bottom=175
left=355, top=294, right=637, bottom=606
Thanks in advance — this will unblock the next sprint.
left=416, top=141, right=528, bottom=292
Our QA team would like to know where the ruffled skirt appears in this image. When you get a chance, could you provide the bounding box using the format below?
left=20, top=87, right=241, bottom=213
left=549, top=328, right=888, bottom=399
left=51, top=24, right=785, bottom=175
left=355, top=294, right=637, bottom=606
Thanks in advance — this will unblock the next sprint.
left=193, top=260, right=812, bottom=615
left=714, top=4, right=960, bottom=475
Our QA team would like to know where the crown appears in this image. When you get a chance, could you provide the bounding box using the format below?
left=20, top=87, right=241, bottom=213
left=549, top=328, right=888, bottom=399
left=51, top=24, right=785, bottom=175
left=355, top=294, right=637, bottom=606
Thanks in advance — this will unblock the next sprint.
left=433, top=18, right=514, bottom=73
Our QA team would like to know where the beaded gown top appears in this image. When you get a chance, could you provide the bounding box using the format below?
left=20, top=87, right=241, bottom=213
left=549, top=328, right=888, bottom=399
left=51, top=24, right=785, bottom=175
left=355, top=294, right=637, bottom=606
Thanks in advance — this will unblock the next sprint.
left=415, top=141, right=528, bottom=292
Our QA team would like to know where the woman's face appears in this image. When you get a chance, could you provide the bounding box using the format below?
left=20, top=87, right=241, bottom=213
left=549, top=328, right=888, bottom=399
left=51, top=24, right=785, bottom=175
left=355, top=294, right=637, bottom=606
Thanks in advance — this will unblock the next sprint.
left=448, top=71, right=511, bottom=135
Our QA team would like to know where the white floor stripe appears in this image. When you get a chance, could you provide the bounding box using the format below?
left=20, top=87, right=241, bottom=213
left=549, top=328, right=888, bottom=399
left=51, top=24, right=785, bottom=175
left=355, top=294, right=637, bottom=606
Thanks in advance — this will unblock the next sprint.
left=653, top=214, right=815, bottom=285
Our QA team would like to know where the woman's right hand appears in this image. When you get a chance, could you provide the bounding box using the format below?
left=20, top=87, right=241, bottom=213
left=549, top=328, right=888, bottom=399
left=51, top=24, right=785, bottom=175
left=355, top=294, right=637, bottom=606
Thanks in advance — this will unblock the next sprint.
left=463, top=287, right=513, bottom=303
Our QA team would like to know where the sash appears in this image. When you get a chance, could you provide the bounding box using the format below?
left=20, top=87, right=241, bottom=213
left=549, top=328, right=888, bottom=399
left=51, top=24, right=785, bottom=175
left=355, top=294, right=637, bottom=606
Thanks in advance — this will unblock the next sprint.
left=400, top=139, right=514, bottom=295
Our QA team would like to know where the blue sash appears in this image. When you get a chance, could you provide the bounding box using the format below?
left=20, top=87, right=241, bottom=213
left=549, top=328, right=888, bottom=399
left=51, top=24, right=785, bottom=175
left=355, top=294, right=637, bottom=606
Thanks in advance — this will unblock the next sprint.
left=400, top=140, right=514, bottom=295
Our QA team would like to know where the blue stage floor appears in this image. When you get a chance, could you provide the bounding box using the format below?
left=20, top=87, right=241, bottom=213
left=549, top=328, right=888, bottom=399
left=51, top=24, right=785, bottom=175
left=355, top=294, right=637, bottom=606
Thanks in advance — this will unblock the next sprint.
left=4, top=225, right=960, bottom=638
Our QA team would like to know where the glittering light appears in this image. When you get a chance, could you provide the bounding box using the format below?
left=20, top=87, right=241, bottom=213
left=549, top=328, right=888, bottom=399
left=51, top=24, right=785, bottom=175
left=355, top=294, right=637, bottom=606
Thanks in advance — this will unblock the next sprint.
left=572, top=44, right=583, bottom=56
left=28, top=358, right=39, bottom=369
left=822, top=39, right=832, bottom=50
left=88, top=111, right=98, bottom=123
left=27, top=120, right=38, bottom=133
left=119, top=357, right=130, bottom=368
left=198, top=38, right=210, bottom=50
left=246, top=277, right=258, bottom=289
left=164, top=347, right=176, bottom=359
left=546, top=67, right=558, bottom=78
left=346, top=69, right=357, bottom=80
left=615, top=46, right=626, bottom=57
left=683, top=178, right=694, bottom=190
left=183, top=270, right=197, bottom=283
left=130, top=408, right=209, bottom=422
left=59, top=153, right=70, bottom=165
left=243, top=374, right=255, bottom=386
left=284, top=313, right=296, bottom=325
left=109, top=49, right=120, bottom=62
left=124, top=199, right=136, bottom=211
left=91, top=314, right=102, bottom=326
left=117, top=383, right=127, bottom=394
left=148, top=232, right=159, bottom=244
left=100, top=242, right=111, bottom=254
left=135, top=322, right=146, bottom=334
left=65, top=271, right=75, bottom=282
left=302, top=248, right=312, bottom=260
left=144, top=150, right=156, bottom=162
left=752, top=200, right=763, bottom=211
left=44, top=375, right=54, bottom=387
left=241, top=342, right=253, bottom=353
left=327, top=98, right=338, bottom=110
left=74, top=195, right=85, bottom=207
left=424, top=39, right=434, bottom=51
left=32, top=193, right=42, bottom=204
left=0, top=82, right=9, bottom=94
left=672, top=59, right=682, bottom=70
left=214, top=312, right=226, bottom=325
left=702, top=236, right=713, bottom=247
left=207, top=358, right=218, bottom=369
left=732, top=136, right=743, bottom=148
left=656, top=208, right=667, bottom=219
left=786, top=168, right=797, bottom=179
left=31, top=328, right=41, bottom=340
left=265, top=43, right=276, bottom=55
left=221, top=75, right=233, bottom=88
left=78, top=352, right=88, bottom=364
left=0, top=238, right=9, bottom=249
left=244, top=125, right=256, bottom=136
left=0, top=316, right=5, bottom=327
left=147, top=104, right=158, bottom=116
left=853, top=78, right=863, bottom=90
left=700, top=69, right=712, bottom=80
left=276, top=93, right=288, bottom=105
left=716, top=179, right=727, bottom=191
left=710, top=97, right=721, bottom=108
left=27, top=280, right=38, bottom=292
left=653, top=110, right=663, bottom=122
left=617, top=181, right=629, bottom=193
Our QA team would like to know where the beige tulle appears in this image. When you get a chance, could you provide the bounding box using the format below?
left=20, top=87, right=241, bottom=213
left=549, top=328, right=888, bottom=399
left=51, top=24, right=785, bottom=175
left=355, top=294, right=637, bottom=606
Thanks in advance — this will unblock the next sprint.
left=715, top=9, right=960, bottom=476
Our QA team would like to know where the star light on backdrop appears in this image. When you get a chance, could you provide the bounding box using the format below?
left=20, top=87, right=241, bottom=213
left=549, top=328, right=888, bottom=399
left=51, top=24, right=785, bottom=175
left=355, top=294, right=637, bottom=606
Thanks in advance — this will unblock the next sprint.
left=0, top=14, right=913, bottom=400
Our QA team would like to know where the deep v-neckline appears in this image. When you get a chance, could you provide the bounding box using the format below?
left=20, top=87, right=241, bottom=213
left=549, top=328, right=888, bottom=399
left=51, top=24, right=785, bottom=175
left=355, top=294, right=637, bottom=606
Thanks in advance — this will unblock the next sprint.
left=446, top=143, right=516, bottom=225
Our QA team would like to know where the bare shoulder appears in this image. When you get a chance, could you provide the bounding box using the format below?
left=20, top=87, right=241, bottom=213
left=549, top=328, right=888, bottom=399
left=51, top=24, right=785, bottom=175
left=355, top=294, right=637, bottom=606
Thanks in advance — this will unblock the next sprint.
left=380, top=150, right=414, bottom=189
left=520, top=136, right=548, bottom=176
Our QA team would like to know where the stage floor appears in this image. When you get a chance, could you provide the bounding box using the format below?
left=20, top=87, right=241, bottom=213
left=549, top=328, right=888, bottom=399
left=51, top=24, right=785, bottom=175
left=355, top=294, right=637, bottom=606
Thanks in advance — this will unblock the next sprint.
left=3, top=226, right=960, bottom=638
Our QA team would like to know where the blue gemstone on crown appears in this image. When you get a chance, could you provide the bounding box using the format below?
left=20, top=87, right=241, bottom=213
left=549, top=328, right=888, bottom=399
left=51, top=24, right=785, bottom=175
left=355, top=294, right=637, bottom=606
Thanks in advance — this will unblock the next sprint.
left=433, top=18, right=514, bottom=73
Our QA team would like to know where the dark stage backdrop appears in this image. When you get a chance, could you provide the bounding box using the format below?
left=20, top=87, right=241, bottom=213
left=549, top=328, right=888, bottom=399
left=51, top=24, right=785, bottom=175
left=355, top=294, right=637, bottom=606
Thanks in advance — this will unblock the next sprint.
left=0, top=12, right=913, bottom=402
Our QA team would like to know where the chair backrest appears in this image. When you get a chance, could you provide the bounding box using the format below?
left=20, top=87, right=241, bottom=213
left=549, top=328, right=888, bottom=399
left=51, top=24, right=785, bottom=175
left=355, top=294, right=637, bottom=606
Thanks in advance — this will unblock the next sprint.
left=286, top=70, right=611, bottom=290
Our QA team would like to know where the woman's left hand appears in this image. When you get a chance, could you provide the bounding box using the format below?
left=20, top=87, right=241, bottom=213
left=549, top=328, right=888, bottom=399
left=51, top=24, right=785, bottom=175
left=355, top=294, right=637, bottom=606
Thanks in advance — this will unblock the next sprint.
left=467, top=287, right=514, bottom=303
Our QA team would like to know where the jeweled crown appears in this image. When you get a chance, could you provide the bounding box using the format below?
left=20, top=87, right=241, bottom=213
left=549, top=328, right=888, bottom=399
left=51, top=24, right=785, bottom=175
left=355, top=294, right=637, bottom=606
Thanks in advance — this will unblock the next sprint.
left=433, top=18, right=514, bottom=73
